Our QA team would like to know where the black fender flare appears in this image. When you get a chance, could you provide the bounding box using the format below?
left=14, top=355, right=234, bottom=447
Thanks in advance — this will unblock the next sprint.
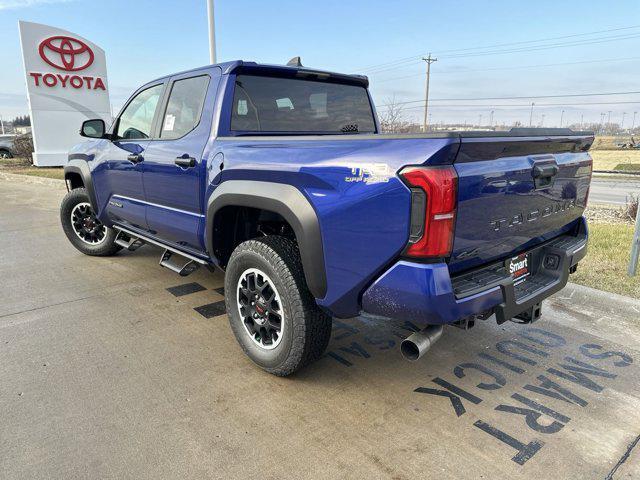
left=206, top=180, right=327, bottom=299
left=64, top=158, right=98, bottom=209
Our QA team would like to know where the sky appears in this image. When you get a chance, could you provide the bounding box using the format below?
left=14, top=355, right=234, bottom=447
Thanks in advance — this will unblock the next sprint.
left=1, top=0, right=639, bottom=128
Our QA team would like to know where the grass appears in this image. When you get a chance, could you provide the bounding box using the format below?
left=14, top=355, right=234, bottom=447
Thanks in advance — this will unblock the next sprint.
left=590, top=150, right=640, bottom=172
left=591, top=135, right=638, bottom=150
left=7, top=167, right=65, bottom=179
left=0, top=157, right=64, bottom=180
left=615, top=163, right=640, bottom=172
left=571, top=222, right=640, bottom=299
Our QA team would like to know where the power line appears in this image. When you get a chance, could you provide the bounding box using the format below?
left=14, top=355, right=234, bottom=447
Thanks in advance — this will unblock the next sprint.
left=357, top=24, right=640, bottom=72
left=372, top=56, right=640, bottom=82
left=362, top=32, right=640, bottom=75
left=377, top=90, right=640, bottom=108
left=438, top=33, right=640, bottom=60
left=433, top=24, right=640, bottom=55
left=379, top=101, right=640, bottom=112
left=356, top=24, right=640, bottom=72
left=358, top=25, right=640, bottom=72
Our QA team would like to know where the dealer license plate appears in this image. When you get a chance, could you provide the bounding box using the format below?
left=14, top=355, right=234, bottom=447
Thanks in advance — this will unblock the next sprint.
left=506, top=252, right=531, bottom=285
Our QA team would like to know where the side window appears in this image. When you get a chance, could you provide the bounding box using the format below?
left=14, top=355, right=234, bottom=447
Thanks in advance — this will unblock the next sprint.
left=160, top=75, right=210, bottom=139
left=116, top=84, right=163, bottom=140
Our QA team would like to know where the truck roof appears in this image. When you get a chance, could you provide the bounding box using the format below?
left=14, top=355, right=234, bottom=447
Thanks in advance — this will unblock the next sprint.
left=146, top=60, right=369, bottom=87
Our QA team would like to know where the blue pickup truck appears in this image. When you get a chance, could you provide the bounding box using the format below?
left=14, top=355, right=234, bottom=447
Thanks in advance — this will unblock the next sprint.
left=61, top=60, right=593, bottom=375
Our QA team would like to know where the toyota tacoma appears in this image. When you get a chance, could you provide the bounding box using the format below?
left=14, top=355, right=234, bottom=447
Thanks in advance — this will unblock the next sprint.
left=60, top=60, right=593, bottom=375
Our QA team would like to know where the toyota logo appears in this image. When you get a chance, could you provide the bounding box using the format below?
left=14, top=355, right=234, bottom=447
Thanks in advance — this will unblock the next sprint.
left=38, top=35, right=94, bottom=72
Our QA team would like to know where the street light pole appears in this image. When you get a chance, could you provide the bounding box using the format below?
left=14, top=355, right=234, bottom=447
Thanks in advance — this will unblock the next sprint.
left=206, top=0, right=217, bottom=64
left=560, top=109, right=565, bottom=128
left=629, top=206, right=640, bottom=277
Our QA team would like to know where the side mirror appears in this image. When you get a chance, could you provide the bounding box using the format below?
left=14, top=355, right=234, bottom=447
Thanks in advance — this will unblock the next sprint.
left=80, top=119, right=106, bottom=139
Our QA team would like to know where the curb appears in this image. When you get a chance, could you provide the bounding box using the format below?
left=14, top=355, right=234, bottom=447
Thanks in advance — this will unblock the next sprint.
left=563, top=282, right=640, bottom=307
left=0, top=171, right=66, bottom=188
left=593, top=170, right=640, bottom=178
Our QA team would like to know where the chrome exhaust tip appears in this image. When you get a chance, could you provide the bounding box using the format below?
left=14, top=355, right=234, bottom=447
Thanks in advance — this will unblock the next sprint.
left=400, top=325, right=444, bottom=361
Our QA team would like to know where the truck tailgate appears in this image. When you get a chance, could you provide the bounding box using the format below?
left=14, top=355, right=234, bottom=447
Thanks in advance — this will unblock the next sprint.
left=449, top=133, right=593, bottom=274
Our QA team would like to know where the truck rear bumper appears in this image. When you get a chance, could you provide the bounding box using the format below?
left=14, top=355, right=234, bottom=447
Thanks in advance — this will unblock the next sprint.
left=361, top=217, right=588, bottom=325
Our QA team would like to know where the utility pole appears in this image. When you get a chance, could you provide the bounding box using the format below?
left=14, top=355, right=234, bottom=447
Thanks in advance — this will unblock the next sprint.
left=478, top=113, right=483, bottom=127
left=0, top=115, right=4, bottom=135
left=529, top=102, right=535, bottom=127
left=632, top=111, right=638, bottom=130
left=206, top=0, right=217, bottom=64
left=622, top=112, right=627, bottom=130
left=422, top=53, right=437, bottom=132
left=540, top=114, right=545, bottom=127
left=600, top=112, right=606, bottom=133
left=580, top=113, right=584, bottom=130
left=489, top=110, right=494, bottom=127
left=560, top=109, right=565, bottom=127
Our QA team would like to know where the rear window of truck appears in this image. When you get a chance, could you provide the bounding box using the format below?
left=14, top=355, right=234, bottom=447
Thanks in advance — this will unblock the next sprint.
left=231, top=74, right=376, bottom=134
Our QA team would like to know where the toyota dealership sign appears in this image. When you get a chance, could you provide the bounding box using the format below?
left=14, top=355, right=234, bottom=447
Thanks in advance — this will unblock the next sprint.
left=19, top=21, right=111, bottom=166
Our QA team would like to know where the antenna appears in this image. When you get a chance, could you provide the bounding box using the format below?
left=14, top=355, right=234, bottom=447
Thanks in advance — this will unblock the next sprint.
left=286, top=56, right=303, bottom=67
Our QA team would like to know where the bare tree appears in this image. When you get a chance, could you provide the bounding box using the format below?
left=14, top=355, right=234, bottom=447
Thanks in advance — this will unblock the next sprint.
left=13, top=134, right=34, bottom=163
left=379, top=96, right=411, bottom=133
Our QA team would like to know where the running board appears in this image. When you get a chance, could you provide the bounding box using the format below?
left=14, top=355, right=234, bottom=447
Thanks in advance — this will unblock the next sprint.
left=114, top=230, right=145, bottom=251
left=160, top=249, right=200, bottom=276
left=113, top=226, right=209, bottom=277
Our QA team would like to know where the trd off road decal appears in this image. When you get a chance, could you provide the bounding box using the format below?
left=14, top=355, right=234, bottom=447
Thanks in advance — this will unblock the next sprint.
left=323, top=322, right=634, bottom=466
left=345, top=164, right=391, bottom=184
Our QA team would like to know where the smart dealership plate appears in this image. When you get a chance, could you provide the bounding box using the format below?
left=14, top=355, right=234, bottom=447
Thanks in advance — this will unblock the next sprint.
left=506, top=252, right=531, bottom=285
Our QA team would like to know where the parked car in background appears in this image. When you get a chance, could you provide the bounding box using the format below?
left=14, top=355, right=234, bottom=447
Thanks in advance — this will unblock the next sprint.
left=0, top=135, right=16, bottom=158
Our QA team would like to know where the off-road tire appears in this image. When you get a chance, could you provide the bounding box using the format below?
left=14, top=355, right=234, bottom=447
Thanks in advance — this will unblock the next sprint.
left=60, top=188, right=121, bottom=256
left=225, top=236, right=332, bottom=376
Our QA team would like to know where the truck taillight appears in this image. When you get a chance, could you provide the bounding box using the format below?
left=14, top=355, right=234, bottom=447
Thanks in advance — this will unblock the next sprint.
left=400, top=166, right=458, bottom=258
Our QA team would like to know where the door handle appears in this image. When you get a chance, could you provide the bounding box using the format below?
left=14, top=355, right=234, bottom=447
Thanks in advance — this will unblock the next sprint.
left=175, top=154, right=196, bottom=168
left=127, top=154, right=143, bottom=163
left=532, top=164, right=559, bottom=178
left=532, top=162, right=559, bottom=189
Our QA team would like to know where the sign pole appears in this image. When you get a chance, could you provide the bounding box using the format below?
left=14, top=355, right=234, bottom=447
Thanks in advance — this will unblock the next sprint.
left=629, top=203, right=640, bottom=276
left=207, top=0, right=216, bottom=64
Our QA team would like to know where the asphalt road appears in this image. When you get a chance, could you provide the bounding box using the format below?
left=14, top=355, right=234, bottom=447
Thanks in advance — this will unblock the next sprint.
left=1, top=177, right=639, bottom=479
left=590, top=176, right=640, bottom=205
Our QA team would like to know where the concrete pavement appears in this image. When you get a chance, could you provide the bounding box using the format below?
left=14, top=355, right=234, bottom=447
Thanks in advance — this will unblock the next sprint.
left=1, top=178, right=639, bottom=479
left=590, top=176, right=640, bottom=205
